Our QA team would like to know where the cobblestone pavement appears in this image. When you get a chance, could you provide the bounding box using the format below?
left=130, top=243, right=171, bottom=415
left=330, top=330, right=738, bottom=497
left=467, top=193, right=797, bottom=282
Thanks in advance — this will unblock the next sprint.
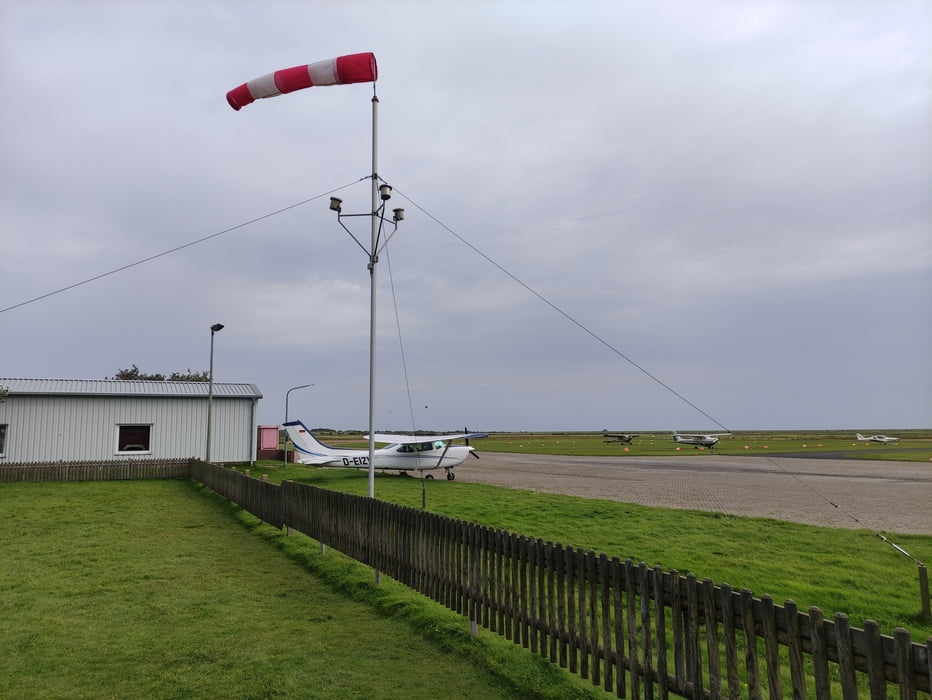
left=454, top=453, right=932, bottom=534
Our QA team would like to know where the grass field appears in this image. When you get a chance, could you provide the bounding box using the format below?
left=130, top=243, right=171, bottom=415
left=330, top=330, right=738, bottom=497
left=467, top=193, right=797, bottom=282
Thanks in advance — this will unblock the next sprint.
left=0, top=480, right=606, bottom=700
left=3, top=437, right=929, bottom=697
left=312, top=429, right=932, bottom=461
left=270, top=429, right=932, bottom=641
left=244, top=460, right=932, bottom=644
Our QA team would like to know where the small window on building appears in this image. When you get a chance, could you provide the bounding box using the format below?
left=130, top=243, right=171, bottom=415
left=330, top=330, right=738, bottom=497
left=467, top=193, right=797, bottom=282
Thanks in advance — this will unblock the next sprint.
left=0, top=424, right=7, bottom=455
left=118, top=424, right=151, bottom=453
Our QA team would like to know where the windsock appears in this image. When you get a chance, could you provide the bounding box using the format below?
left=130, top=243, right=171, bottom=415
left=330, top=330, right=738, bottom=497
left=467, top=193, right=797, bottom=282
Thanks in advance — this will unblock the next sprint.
left=226, top=52, right=377, bottom=111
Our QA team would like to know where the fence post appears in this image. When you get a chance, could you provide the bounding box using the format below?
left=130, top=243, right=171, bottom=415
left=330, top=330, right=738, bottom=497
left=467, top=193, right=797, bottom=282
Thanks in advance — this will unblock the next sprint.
left=918, top=564, right=930, bottom=621
left=469, top=523, right=479, bottom=638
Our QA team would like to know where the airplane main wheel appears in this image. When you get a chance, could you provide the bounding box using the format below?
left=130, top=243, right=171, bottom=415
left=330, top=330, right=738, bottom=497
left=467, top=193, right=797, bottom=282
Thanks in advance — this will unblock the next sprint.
left=447, top=472, right=455, bottom=481
left=425, top=474, right=434, bottom=480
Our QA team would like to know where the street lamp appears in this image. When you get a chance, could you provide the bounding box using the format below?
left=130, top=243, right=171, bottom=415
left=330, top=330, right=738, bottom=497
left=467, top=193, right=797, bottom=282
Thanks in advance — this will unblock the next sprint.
left=331, top=170, right=404, bottom=498
left=284, top=383, right=314, bottom=466
left=205, top=323, right=224, bottom=462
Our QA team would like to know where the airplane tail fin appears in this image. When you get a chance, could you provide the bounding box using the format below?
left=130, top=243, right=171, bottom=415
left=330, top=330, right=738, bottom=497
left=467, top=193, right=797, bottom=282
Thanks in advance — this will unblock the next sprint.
left=284, top=420, right=334, bottom=464
left=856, top=433, right=866, bottom=440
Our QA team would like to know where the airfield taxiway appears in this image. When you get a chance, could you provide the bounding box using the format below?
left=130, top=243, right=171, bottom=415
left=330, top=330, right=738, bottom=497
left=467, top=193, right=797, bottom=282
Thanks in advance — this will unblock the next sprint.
left=454, top=453, right=931, bottom=534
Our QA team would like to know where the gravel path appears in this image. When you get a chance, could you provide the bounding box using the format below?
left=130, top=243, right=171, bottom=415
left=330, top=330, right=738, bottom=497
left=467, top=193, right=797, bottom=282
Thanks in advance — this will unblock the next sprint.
left=454, top=453, right=932, bottom=534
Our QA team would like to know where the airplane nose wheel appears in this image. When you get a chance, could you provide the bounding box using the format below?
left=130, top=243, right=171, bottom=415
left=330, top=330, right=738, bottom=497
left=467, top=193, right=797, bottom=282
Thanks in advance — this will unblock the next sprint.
left=446, top=471, right=455, bottom=481
left=424, top=474, right=434, bottom=480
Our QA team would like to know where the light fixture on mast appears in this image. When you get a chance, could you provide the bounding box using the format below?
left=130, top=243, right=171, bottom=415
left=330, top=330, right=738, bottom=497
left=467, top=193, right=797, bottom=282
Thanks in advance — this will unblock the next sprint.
left=205, top=322, right=224, bottom=462
left=331, top=170, right=404, bottom=499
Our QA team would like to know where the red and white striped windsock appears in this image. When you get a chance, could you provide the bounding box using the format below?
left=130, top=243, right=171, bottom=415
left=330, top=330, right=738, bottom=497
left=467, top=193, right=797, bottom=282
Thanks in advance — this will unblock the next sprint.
left=226, top=52, right=377, bottom=111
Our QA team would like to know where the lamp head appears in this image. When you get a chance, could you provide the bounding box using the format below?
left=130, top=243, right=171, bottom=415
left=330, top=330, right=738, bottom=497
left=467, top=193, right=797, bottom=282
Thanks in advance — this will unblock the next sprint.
left=392, top=208, right=405, bottom=222
left=329, top=197, right=342, bottom=212
left=379, top=183, right=392, bottom=201
left=211, top=323, right=224, bottom=333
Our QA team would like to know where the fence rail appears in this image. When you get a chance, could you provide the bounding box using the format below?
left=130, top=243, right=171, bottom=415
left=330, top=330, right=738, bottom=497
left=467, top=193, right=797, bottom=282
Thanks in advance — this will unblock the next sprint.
left=272, top=477, right=929, bottom=699
left=0, top=458, right=190, bottom=482
left=189, top=460, right=283, bottom=528
left=4, top=458, right=929, bottom=698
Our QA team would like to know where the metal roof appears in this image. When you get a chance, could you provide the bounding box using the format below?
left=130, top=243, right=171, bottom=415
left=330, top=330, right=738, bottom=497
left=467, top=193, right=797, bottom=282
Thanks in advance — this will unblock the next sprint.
left=0, top=378, right=262, bottom=399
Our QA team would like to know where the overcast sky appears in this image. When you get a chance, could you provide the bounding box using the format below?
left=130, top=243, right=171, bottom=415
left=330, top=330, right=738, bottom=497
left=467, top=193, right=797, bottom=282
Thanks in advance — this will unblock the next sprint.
left=1, top=1, right=929, bottom=432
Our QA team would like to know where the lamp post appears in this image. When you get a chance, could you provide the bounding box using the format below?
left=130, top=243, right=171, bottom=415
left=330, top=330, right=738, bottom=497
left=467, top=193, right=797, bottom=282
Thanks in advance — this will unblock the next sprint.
left=284, top=383, right=314, bottom=466
left=205, top=322, right=224, bottom=462
left=330, top=160, right=404, bottom=498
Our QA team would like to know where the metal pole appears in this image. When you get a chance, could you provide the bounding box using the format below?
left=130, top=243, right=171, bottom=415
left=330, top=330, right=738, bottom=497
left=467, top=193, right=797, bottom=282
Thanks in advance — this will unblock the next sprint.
left=284, top=383, right=313, bottom=466
left=206, top=323, right=223, bottom=462
left=206, top=331, right=216, bottom=462
left=367, top=94, right=379, bottom=499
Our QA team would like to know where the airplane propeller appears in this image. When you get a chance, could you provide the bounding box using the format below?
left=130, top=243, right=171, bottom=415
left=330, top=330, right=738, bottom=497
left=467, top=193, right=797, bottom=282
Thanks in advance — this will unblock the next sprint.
left=464, top=427, right=479, bottom=457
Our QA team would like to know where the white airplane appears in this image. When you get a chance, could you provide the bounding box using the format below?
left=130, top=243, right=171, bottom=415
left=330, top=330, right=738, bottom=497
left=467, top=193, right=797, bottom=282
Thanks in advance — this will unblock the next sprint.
left=284, top=420, right=487, bottom=480
left=672, top=431, right=731, bottom=449
left=603, top=432, right=639, bottom=444
left=856, top=433, right=900, bottom=444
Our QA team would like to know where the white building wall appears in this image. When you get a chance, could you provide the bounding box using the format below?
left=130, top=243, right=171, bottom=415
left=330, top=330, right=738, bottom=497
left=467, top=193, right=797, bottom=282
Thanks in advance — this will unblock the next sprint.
left=208, top=398, right=257, bottom=463
left=0, top=395, right=257, bottom=463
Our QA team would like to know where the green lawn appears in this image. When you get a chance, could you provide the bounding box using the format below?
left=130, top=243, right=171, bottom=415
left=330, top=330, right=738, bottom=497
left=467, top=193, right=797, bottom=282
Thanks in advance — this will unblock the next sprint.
left=0, top=480, right=605, bottom=700
left=248, top=461, right=932, bottom=643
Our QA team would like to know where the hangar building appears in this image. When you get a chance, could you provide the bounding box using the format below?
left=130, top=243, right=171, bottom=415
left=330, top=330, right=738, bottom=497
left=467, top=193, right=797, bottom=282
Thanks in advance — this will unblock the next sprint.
left=0, top=378, right=262, bottom=464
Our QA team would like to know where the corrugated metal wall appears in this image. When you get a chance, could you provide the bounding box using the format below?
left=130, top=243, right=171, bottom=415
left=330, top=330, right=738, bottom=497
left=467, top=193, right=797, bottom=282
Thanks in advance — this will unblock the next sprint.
left=0, top=395, right=257, bottom=463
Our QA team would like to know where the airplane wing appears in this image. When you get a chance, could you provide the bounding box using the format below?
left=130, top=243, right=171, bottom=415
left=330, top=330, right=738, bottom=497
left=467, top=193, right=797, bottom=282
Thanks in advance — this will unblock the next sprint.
left=370, top=432, right=489, bottom=444
left=674, top=432, right=730, bottom=437
left=603, top=434, right=638, bottom=442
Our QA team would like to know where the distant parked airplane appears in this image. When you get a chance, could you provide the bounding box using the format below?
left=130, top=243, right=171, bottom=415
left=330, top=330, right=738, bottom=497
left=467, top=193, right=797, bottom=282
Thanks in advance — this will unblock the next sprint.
left=603, top=432, right=639, bottom=444
left=856, top=433, right=900, bottom=444
left=672, top=431, right=731, bottom=449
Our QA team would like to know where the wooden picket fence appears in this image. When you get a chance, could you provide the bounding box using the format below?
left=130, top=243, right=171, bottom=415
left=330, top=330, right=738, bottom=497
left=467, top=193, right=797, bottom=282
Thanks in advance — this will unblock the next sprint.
left=189, top=459, right=283, bottom=529
left=0, top=458, right=190, bottom=482
left=191, top=462, right=930, bottom=699
left=4, top=458, right=930, bottom=698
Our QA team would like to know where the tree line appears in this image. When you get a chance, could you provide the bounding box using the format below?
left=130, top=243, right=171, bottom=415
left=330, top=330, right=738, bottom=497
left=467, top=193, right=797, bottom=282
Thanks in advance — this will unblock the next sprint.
left=111, top=365, right=209, bottom=382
